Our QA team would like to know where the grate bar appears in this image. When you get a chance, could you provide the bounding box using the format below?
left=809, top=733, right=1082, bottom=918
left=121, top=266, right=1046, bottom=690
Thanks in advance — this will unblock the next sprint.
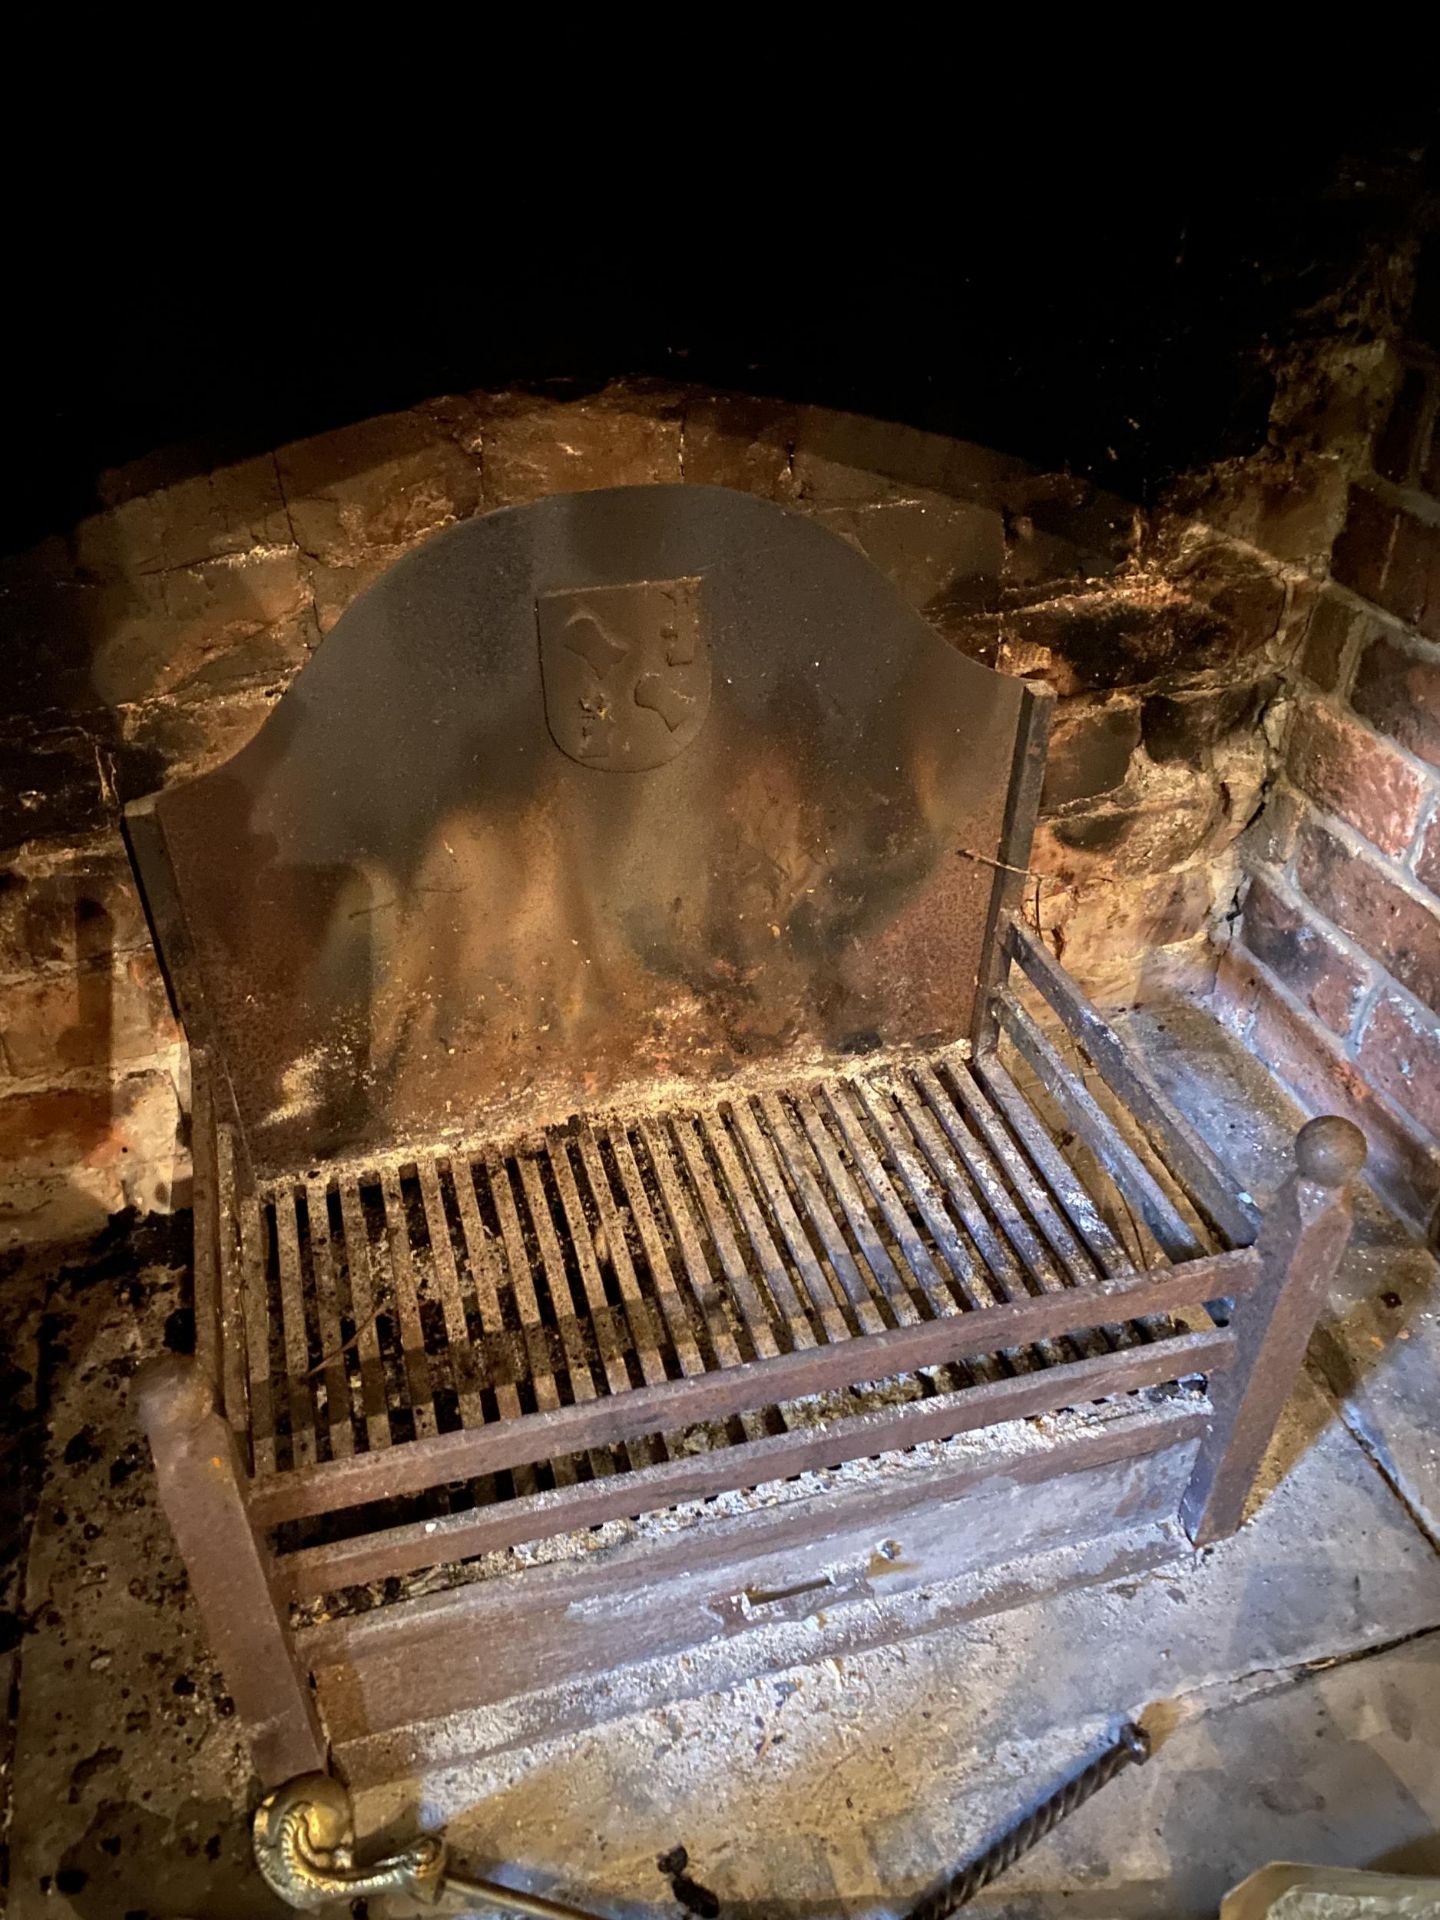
left=972, top=1054, right=1143, bottom=1286
left=851, top=1075, right=1000, bottom=1318
left=417, top=1162, right=484, bottom=1428
left=818, top=1082, right=960, bottom=1324
left=378, top=1169, right=437, bottom=1441
left=636, top=1119, right=771, bottom=1443
left=993, top=995, right=1206, bottom=1264
left=1005, top=918, right=1256, bottom=1246
left=756, top=1093, right=887, bottom=1334
left=959, top=1057, right=1158, bottom=1345
left=547, top=1135, right=657, bottom=1470
left=846, top=1073, right=1009, bottom=1383
left=639, top=1118, right=748, bottom=1368
left=450, top=1158, right=536, bottom=1496
left=605, top=1127, right=707, bottom=1376
left=517, top=1151, right=620, bottom=1481
left=238, top=1037, right=1234, bottom=1532
left=789, top=1090, right=921, bottom=1326
left=947, top=1058, right=1120, bottom=1286
left=449, top=1160, right=523, bottom=1421
left=485, top=1154, right=568, bottom=1435
left=574, top=1125, right=671, bottom=1387
left=884, top=1073, right=1071, bottom=1369
left=670, top=1116, right=786, bottom=1357
left=337, top=1179, right=392, bottom=1453
left=273, top=1189, right=317, bottom=1468
left=894, top=1074, right=1034, bottom=1301
left=977, top=1054, right=1135, bottom=1275
left=215, top=1125, right=250, bottom=1442
left=278, top=1356, right=1218, bottom=1596
left=303, top=1178, right=354, bottom=1459
left=702, top=1112, right=825, bottom=1349
left=906, top=1066, right=1109, bottom=1362
left=490, top=1152, right=575, bottom=1486
left=240, top=1194, right=277, bottom=1477
left=728, top=1100, right=851, bottom=1342
left=517, top=1156, right=603, bottom=1406
left=546, top=1137, right=637, bottom=1397
left=253, top=1289, right=1244, bottom=1529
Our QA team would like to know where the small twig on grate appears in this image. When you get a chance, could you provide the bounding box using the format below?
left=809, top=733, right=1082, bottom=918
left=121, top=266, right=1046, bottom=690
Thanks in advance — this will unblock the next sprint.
left=304, top=1311, right=382, bottom=1378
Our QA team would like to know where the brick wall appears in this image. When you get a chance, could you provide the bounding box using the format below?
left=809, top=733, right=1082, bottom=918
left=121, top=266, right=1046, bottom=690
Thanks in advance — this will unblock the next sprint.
left=1222, top=350, right=1440, bottom=1237
left=0, top=382, right=1340, bottom=1248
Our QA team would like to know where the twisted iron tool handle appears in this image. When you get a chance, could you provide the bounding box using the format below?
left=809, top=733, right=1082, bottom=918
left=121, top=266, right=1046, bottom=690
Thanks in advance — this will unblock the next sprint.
left=908, top=1721, right=1152, bottom=1919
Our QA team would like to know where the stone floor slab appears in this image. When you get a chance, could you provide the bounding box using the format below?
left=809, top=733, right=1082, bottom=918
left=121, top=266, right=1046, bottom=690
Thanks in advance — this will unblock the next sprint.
left=966, top=1630, right=1440, bottom=1918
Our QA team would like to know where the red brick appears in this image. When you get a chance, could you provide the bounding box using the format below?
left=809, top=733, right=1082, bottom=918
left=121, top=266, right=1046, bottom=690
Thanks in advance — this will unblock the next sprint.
left=1140, top=676, right=1275, bottom=765
left=1358, top=992, right=1440, bottom=1138
left=1295, top=817, right=1440, bottom=1015
left=0, top=954, right=179, bottom=1081
left=817, top=499, right=1005, bottom=619
left=1331, top=486, right=1397, bottom=604
left=1299, top=594, right=1369, bottom=694
left=1418, top=810, right=1440, bottom=898
left=0, top=1069, right=179, bottom=1184
left=1241, top=874, right=1368, bottom=1034
left=681, top=393, right=800, bottom=499
left=1172, top=542, right=1286, bottom=661
left=1375, top=366, right=1435, bottom=488
left=1041, top=697, right=1140, bottom=810
left=1350, top=631, right=1440, bottom=770
left=1384, top=509, right=1440, bottom=644
left=74, top=451, right=290, bottom=578
left=0, top=843, right=150, bottom=977
left=482, top=392, right=681, bottom=510
left=1220, top=949, right=1440, bottom=1233
left=276, top=403, right=483, bottom=565
left=0, top=1083, right=118, bottom=1173
left=1286, top=701, right=1428, bottom=855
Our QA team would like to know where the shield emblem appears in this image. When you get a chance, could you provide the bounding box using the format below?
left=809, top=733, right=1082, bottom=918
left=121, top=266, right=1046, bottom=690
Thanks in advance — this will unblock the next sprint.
left=537, top=577, right=709, bottom=771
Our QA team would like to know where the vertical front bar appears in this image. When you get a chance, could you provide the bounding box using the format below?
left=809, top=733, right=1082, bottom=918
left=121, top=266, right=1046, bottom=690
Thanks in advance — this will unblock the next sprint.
left=135, top=1355, right=326, bottom=1785
left=971, top=679, right=1053, bottom=1054
left=1181, top=1116, right=1366, bottom=1546
left=188, top=1051, right=222, bottom=1387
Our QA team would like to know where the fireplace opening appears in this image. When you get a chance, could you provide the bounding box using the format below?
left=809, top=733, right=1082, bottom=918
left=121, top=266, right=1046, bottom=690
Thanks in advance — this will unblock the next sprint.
left=4, top=125, right=1439, bottom=1912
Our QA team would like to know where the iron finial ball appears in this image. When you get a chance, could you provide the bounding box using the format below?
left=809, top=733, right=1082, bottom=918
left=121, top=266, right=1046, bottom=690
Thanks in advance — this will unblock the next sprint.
left=133, top=1353, right=216, bottom=1433
left=1294, top=1115, right=1367, bottom=1188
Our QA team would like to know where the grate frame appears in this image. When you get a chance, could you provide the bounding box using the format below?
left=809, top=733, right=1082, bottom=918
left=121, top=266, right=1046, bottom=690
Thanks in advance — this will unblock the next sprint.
left=217, top=1040, right=1238, bottom=1594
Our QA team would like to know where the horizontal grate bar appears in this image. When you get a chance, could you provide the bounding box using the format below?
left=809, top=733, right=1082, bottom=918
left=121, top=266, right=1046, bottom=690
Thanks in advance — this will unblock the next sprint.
left=250, top=1256, right=1252, bottom=1526
left=275, top=1340, right=1224, bottom=1599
